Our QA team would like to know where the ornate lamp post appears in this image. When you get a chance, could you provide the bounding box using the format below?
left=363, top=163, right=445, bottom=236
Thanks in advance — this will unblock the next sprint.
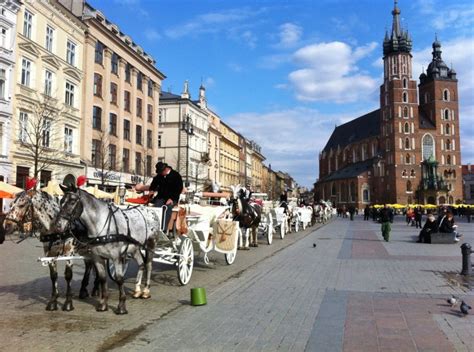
left=181, top=114, right=194, bottom=187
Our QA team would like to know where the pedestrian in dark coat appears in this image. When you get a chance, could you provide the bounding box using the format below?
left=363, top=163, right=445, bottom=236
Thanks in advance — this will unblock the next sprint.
left=414, top=207, right=422, bottom=228
left=363, top=205, right=370, bottom=220
left=417, top=213, right=437, bottom=243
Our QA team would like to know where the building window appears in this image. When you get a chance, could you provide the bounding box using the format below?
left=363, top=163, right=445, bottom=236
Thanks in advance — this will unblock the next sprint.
left=406, top=180, right=412, bottom=192
left=110, top=82, right=117, bottom=104
left=137, top=72, right=142, bottom=90
left=403, top=78, right=407, bottom=88
left=422, top=134, right=434, bottom=160
left=148, top=79, right=153, bottom=97
left=136, top=98, right=142, bottom=117
left=40, top=170, right=51, bottom=188
left=0, top=69, right=6, bottom=99
left=444, top=109, right=449, bottom=120
left=446, top=139, right=451, bottom=150
left=91, top=139, right=101, bottom=167
left=146, top=155, right=152, bottom=176
left=402, top=169, right=407, bottom=177
left=446, top=155, right=451, bottom=165
left=135, top=152, right=142, bottom=175
left=124, top=91, right=130, bottom=111
left=95, top=41, right=104, bottom=64
left=445, top=124, right=450, bottom=135
left=125, top=63, right=131, bottom=83
left=158, top=134, right=162, bottom=147
left=65, top=81, right=75, bottom=106
left=23, top=10, right=33, bottom=39
left=402, top=91, right=408, bottom=103
left=109, top=113, right=117, bottom=135
left=136, top=125, right=142, bottom=145
left=405, top=138, right=410, bottom=149
left=123, top=119, right=130, bottom=140
left=405, top=154, right=411, bottom=164
left=111, top=52, right=118, bottom=74
left=410, top=169, right=415, bottom=177
left=64, top=127, right=73, bottom=153
left=43, top=70, right=52, bottom=96
left=92, top=106, right=102, bottom=130
left=93, top=73, right=102, bottom=97
left=21, top=58, right=31, bottom=86
left=45, top=25, right=54, bottom=52
left=108, top=144, right=116, bottom=170
left=443, top=89, right=450, bottom=101
left=363, top=189, right=369, bottom=202
left=19, top=112, right=28, bottom=142
left=404, top=122, right=409, bottom=133
left=122, top=148, right=129, bottom=173
left=147, top=104, right=153, bottom=122
left=403, top=106, right=408, bottom=118
left=147, top=129, right=152, bottom=148
left=0, top=27, right=6, bottom=48
left=66, top=40, right=76, bottom=66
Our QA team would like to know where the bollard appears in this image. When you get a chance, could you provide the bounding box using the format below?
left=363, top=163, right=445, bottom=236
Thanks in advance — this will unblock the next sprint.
left=460, top=243, right=473, bottom=276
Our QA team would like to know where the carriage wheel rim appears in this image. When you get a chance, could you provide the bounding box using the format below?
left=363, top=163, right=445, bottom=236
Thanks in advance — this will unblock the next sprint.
left=178, top=238, right=194, bottom=285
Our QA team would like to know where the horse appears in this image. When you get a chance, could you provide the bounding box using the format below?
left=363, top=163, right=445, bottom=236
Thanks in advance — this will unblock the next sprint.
left=2, top=190, right=98, bottom=311
left=230, top=185, right=262, bottom=248
left=54, top=184, right=161, bottom=314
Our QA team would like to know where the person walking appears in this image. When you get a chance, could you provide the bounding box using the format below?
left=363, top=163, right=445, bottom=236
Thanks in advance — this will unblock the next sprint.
left=348, top=205, right=355, bottom=221
left=380, top=204, right=392, bottom=242
left=414, top=207, right=422, bottom=229
left=363, top=205, right=370, bottom=221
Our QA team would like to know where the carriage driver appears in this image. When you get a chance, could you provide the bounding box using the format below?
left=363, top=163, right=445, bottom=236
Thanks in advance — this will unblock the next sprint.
left=135, top=162, right=183, bottom=232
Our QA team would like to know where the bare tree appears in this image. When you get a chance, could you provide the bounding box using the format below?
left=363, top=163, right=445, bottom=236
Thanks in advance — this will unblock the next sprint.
left=19, top=95, right=65, bottom=179
left=91, top=129, right=116, bottom=189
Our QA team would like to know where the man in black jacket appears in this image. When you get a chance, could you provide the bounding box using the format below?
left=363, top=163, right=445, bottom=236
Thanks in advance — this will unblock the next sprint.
left=136, top=162, right=183, bottom=232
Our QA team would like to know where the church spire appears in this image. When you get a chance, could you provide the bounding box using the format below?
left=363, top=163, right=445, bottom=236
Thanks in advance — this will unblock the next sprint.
left=383, top=0, right=412, bottom=57
left=392, top=0, right=401, bottom=37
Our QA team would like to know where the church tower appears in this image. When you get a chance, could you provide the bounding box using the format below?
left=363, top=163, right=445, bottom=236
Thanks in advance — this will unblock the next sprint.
left=379, top=0, right=418, bottom=204
left=418, top=37, right=462, bottom=204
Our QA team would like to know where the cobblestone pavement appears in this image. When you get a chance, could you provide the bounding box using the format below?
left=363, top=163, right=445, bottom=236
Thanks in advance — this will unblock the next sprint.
left=0, top=219, right=325, bottom=352
left=0, top=215, right=473, bottom=351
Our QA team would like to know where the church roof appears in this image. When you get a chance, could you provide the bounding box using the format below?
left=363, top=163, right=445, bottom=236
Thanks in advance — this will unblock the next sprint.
left=322, top=109, right=380, bottom=152
left=320, top=158, right=375, bottom=182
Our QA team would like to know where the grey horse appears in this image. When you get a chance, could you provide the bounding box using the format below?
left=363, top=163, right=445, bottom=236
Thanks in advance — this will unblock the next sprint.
left=3, top=190, right=98, bottom=311
left=55, top=185, right=161, bottom=314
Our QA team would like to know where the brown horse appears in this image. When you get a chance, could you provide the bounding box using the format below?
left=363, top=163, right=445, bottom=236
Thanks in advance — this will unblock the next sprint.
left=230, top=185, right=262, bottom=248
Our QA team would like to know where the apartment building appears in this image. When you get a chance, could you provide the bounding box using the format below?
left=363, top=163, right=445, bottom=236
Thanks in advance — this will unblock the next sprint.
left=219, top=120, right=240, bottom=191
left=207, top=109, right=221, bottom=190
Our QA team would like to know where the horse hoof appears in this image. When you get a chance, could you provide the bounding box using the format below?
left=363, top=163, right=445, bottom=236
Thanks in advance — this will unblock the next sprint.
left=79, top=289, right=89, bottom=299
left=96, top=304, right=108, bottom=312
left=62, top=302, right=74, bottom=311
left=243, top=247, right=250, bottom=250
left=46, top=302, right=58, bottom=311
left=115, top=307, right=128, bottom=315
left=132, top=291, right=142, bottom=299
left=141, top=292, right=151, bottom=299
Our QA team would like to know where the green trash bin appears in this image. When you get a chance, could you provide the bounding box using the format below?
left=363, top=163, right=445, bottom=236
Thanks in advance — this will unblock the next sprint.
left=190, top=287, right=207, bottom=306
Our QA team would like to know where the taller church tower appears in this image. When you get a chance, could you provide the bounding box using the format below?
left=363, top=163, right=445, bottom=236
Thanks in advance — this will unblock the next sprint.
left=379, top=0, right=419, bottom=204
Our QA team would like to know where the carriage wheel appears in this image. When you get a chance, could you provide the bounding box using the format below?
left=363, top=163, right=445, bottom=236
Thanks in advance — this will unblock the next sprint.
left=177, top=236, right=194, bottom=286
left=107, top=258, right=130, bottom=281
left=295, top=219, right=299, bottom=232
left=267, top=221, right=273, bottom=245
left=303, top=222, right=307, bottom=230
left=280, top=220, right=286, bottom=239
left=225, top=251, right=236, bottom=265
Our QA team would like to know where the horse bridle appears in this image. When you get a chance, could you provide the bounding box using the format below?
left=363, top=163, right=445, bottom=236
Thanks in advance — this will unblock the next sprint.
left=5, top=193, right=34, bottom=227
left=57, top=191, right=84, bottom=224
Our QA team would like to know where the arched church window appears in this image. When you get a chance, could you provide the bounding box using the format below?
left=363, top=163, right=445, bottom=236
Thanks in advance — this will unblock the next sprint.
left=410, top=169, right=415, bottom=177
left=445, top=124, right=450, bottom=135
left=424, top=92, right=429, bottom=104
left=403, top=78, right=408, bottom=88
left=404, top=122, right=409, bottom=133
left=444, top=109, right=450, bottom=120
left=405, top=138, right=410, bottom=149
left=405, top=154, right=411, bottom=164
left=402, top=169, right=407, bottom=177
left=446, top=139, right=451, bottom=150
left=443, top=89, right=450, bottom=101
left=406, top=180, right=412, bottom=192
left=446, top=155, right=451, bottom=165
left=403, top=106, right=409, bottom=118
left=402, top=92, right=408, bottom=103
left=422, top=134, right=434, bottom=160
left=363, top=189, right=369, bottom=202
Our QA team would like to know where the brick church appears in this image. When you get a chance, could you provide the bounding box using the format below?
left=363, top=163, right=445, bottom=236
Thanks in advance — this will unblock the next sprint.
left=314, top=1, right=463, bottom=208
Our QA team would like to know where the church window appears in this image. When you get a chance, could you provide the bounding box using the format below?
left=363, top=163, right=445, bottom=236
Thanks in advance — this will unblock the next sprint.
left=446, top=139, right=451, bottom=150
left=363, top=189, right=369, bottom=202
left=446, top=155, right=451, bottom=165
left=422, top=134, right=434, bottom=160
left=402, top=169, right=407, bottom=177
left=406, top=180, right=412, bottom=192
left=404, top=122, right=409, bottom=133
left=424, top=92, right=429, bottom=104
left=445, top=124, right=450, bottom=135
left=402, top=92, right=408, bottom=103
left=403, top=78, right=408, bottom=88
left=405, top=138, right=410, bottom=149
left=403, top=106, right=408, bottom=118
left=444, top=109, right=449, bottom=120
left=443, top=89, right=450, bottom=101
left=405, top=154, right=411, bottom=164
left=410, top=169, right=415, bottom=177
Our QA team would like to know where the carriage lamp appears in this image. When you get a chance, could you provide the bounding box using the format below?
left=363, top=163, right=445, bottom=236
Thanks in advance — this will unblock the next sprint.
left=119, top=184, right=126, bottom=205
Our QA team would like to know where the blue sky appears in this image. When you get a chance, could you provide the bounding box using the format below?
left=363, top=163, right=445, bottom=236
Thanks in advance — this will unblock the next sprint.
left=91, top=0, right=474, bottom=188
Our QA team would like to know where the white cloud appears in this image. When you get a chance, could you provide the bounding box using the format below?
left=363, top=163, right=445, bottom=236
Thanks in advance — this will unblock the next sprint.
left=288, top=41, right=378, bottom=103
left=415, top=0, right=474, bottom=31
left=276, top=23, right=302, bottom=48
left=258, top=53, right=291, bottom=69
left=227, top=62, right=244, bottom=72
left=204, top=77, right=216, bottom=88
left=226, top=107, right=369, bottom=187
left=144, top=29, right=161, bottom=41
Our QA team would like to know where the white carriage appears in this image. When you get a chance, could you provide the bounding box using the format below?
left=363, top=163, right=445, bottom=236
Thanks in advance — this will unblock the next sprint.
left=266, top=201, right=287, bottom=240
left=295, top=206, right=313, bottom=230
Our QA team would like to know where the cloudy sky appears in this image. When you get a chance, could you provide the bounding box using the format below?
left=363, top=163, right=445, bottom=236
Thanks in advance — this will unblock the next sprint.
left=93, top=0, right=474, bottom=188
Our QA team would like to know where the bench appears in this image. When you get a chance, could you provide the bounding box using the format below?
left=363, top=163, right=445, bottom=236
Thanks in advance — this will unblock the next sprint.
left=430, top=232, right=457, bottom=244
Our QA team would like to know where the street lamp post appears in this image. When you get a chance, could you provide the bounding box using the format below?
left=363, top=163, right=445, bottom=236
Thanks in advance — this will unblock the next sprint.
left=181, top=114, right=194, bottom=187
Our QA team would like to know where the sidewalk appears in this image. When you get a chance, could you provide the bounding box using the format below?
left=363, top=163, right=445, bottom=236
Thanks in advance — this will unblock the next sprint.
left=118, top=216, right=474, bottom=352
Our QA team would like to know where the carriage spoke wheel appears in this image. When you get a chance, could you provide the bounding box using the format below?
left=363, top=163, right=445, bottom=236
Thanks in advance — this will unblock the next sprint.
left=267, top=219, right=273, bottom=245
left=107, top=258, right=130, bottom=281
left=280, top=220, right=286, bottom=239
left=177, top=237, right=194, bottom=286
left=225, top=250, right=236, bottom=265
left=295, top=219, right=299, bottom=232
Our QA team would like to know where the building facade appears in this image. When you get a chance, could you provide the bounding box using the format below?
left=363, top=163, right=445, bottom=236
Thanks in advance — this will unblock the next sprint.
left=78, top=3, right=165, bottom=189
left=207, top=110, right=221, bottom=191
left=158, top=82, right=210, bottom=192
left=219, top=120, right=240, bottom=191
left=249, top=140, right=265, bottom=192
left=462, top=165, right=474, bottom=205
left=315, top=2, right=463, bottom=208
left=0, top=0, right=20, bottom=186
left=11, top=0, right=86, bottom=188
